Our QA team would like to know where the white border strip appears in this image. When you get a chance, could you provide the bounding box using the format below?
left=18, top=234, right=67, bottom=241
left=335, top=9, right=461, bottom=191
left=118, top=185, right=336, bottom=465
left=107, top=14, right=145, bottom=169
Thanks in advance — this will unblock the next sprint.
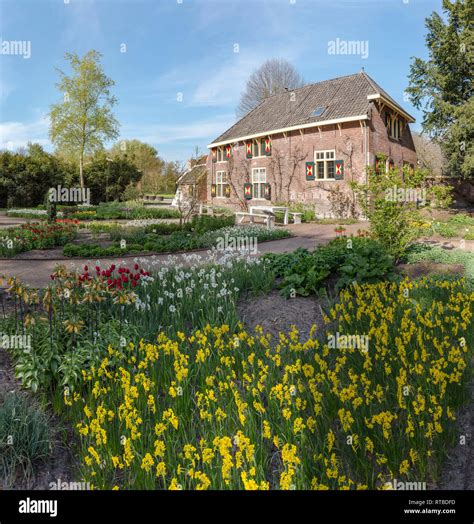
left=367, top=94, right=415, bottom=123
left=207, top=115, right=369, bottom=149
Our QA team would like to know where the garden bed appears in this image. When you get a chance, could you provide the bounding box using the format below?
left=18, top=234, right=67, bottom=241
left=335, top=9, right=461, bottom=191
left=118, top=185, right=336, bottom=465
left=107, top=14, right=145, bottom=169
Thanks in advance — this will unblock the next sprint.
left=0, top=240, right=473, bottom=490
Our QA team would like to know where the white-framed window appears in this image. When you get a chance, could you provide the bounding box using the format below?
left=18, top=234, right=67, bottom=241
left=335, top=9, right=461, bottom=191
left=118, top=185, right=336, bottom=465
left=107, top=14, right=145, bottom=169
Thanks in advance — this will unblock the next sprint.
left=216, top=147, right=224, bottom=162
left=315, top=150, right=336, bottom=179
left=252, top=138, right=265, bottom=158
left=386, top=113, right=403, bottom=140
left=216, top=171, right=229, bottom=197
left=252, top=167, right=266, bottom=199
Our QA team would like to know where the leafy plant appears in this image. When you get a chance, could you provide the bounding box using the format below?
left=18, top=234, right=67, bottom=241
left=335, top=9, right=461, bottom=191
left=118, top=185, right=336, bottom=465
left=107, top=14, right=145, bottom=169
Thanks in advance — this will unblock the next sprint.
left=336, top=241, right=395, bottom=290
left=350, top=162, right=450, bottom=261
left=0, top=392, right=53, bottom=488
left=265, top=238, right=394, bottom=297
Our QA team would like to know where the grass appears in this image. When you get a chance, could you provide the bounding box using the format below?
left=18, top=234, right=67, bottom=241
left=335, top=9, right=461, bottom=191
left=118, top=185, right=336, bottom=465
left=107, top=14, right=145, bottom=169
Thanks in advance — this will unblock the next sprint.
left=430, top=213, right=474, bottom=239
left=0, top=391, right=53, bottom=488
left=404, top=244, right=474, bottom=286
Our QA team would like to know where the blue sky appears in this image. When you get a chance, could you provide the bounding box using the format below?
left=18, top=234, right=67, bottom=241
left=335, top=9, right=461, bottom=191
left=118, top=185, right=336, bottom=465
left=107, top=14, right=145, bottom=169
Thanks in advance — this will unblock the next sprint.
left=1, top=0, right=440, bottom=163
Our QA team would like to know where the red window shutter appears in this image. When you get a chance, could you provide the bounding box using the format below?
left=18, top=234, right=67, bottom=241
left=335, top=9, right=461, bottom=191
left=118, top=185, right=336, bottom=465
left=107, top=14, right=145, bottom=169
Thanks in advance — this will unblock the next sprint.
left=226, top=145, right=232, bottom=159
left=244, top=183, right=253, bottom=199
left=211, top=149, right=217, bottom=163
left=224, top=185, right=231, bottom=198
left=264, top=183, right=271, bottom=200
left=334, top=160, right=344, bottom=180
left=211, top=184, right=217, bottom=197
left=264, top=137, right=272, bottom=156
left=246, top=142, right=253, bottom=158
left=306, top=161, right=315, bottom=180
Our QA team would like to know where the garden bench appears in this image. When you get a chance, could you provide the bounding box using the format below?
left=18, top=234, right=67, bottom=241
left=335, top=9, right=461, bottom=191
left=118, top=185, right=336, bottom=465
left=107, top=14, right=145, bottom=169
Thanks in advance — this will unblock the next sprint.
left=290, top=212, right=303, bottom=224
left=249, top=205, right=289, bottom=225
left=198, top=204, right=214, bottom=216
left=235, top=212, right=275, bottom=229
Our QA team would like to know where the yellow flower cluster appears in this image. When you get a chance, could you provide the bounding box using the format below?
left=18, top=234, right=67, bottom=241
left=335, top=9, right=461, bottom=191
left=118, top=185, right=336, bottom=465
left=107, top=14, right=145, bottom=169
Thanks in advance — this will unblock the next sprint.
left=65, top=278, right=472, bottom=490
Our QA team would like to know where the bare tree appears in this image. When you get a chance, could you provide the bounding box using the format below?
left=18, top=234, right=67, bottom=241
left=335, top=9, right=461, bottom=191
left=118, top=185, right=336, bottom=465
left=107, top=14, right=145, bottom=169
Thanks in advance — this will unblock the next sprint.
left=286, top=145, right=308, bottom=202
left=226, top=155, right=250, bottom=211
left=176, top=189, right=199, bottom=229
left=268, top=144, right=307, bottom=203
left=412, top=132, right=447, bottom=177
left=268, top=147, right=286, bottom=201
left=237, top=58, right=304, bottom=118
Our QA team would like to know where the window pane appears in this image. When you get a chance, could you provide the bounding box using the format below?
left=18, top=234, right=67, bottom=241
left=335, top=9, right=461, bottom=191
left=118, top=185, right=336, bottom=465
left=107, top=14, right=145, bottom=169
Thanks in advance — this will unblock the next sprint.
left=317, top=162, right=324, bottom=179
left=326, top=151, right=335, bottom=159
left=327, top=160, right=335, bottom=179
left=253, top=168, right=266, bottom=183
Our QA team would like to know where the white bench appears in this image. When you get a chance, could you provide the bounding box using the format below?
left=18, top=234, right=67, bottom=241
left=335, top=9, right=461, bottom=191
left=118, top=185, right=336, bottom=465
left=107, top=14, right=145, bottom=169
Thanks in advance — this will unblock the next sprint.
left=235, top=212, right=275, bottom=229
left=198, top=204, right=214, bottom=216
left=290, top=212, right=303, bottom=224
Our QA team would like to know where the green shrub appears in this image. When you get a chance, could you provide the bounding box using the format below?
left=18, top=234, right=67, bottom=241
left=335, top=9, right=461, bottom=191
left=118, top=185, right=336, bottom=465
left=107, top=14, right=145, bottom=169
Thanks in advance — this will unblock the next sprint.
left=351, top=162, right=449, bottom=261
left=335, top=240, right=395, bottom=290
left=264, top=237, right=394, bottom=297
left=0, top=392, right=53, bottom=488
left=63, top=225, right=291, bottom=257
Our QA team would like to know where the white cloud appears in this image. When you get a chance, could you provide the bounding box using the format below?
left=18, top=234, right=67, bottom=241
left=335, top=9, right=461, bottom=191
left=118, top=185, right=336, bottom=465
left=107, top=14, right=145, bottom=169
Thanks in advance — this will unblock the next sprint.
left=0, top=116, right=50, bottom=150
left=61, top=1, right=102, bottom=47
left=120, top=113, right=235, bottom=145
left=0, top=78, right=14, bottom=102
left=191, top=53, right=265, bottom=108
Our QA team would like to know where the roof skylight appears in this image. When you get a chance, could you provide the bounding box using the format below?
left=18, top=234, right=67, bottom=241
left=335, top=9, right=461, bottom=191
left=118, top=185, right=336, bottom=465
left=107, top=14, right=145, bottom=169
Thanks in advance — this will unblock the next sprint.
left=311, top=106, right=326, bottom=117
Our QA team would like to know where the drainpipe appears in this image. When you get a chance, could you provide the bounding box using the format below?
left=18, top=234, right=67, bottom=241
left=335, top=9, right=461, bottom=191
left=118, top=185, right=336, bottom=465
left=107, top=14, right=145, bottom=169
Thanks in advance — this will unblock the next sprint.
left=363, top=119, right=369, bottom=184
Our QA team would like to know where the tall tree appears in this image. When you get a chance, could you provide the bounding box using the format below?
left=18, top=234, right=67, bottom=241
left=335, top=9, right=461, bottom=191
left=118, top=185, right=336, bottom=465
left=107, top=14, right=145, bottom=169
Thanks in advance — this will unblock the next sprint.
left=0, top=143, right=69, bottom=208
left=406, top=0, right=473, bottom=178
left=110, top=139, right=164, bottom=191
left=83, top=152, right=142, bottom=204
left=237, top=58, right=304, bottom=118
left=49, top=50, right=119, bottom=188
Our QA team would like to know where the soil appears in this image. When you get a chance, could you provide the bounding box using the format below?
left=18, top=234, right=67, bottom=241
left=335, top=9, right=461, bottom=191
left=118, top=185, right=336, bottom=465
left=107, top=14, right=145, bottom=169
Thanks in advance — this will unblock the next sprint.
left=238, top=289, right=327, bottom=341
left=396, top=261, right=465, bottom=279
left=431, top=381, right=474, bottom=490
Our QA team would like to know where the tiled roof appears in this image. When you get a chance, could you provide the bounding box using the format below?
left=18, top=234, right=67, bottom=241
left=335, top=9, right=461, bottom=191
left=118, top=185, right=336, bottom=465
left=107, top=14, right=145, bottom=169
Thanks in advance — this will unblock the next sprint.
left=210, top=71, right=414, bottom=145
left=179, top=164, right=207, bottom=185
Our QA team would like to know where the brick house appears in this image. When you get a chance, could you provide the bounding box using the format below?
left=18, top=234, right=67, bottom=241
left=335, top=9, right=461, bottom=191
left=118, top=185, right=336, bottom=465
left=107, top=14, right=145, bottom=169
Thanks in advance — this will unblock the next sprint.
left=174, top=155, right=208, bottom=206
left=206, top=71, right=417, bottom=217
